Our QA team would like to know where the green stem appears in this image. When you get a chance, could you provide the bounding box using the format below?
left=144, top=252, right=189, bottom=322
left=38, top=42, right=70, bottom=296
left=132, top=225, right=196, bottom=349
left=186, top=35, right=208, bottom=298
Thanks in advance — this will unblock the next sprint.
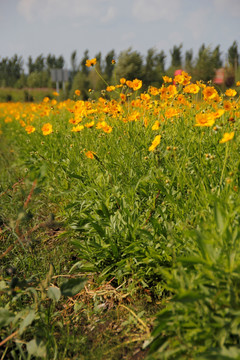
left=94, top=67, right=109, bottom=88
left=218, top=142, right=229, bottom=195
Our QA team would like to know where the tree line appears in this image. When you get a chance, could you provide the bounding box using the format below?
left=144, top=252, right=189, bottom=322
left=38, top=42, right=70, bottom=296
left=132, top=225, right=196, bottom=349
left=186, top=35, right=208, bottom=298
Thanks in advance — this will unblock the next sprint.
left=0, top=41, right=239, bottom=98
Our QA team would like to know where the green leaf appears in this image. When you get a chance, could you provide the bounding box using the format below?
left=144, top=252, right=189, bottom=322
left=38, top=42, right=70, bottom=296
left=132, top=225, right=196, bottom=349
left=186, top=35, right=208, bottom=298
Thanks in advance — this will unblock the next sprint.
left=27, top=338, right=47, bottom=358
left=0, top=308, right=15, bottom=327
left=60, top=277, right=87, bottom=297
left=173, top=290, right=205, bottom=303
left=47, top=286, right=61, bottom=302
left=214, top=205, right=225, bottom=233
left=19, top=310, right=36, bottom=335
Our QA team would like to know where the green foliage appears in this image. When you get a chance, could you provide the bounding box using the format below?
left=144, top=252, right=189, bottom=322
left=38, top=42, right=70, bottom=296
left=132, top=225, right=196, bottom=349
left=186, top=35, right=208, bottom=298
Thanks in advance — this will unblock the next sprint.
left=170, top=44, right=183, bottom=68
left=192, top=44, right=217, bottom=82
left=143, top=48, right=166, bottom=87
left=0, top=265, right=86, bottom=358
left=146, top=200, right=240, bottom=359
left=70, top=71, right=90, bottom=99
left=114, top=47, right=143, bottom=81
left=0, top=87, right=54, bottom=102
left=228, top=41, right=239, bottom=67
left=27, top=71, right=49, bottom=88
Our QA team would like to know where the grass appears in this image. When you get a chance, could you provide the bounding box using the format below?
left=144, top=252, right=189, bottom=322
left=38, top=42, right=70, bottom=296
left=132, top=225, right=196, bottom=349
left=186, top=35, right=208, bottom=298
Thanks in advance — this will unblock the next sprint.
left=1, top=74, right=240, bottom=359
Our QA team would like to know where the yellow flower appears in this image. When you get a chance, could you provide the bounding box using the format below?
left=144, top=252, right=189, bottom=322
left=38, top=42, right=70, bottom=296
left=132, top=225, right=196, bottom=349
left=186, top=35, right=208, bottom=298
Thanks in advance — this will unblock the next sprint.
left=102, top=124, right=113, bottom=133
left=165, top=108, right=179, bottom=119
left=126, top=80, right=133, bottom=88
left=71, top=124, right=84, bottom=132
left=203, top=86, right=218, bottom=101
left=236, top=81, right=240, bottom=86
left=106, top=86, right=115, bottom=92
left=132, top=79, right=142, bottom=91
left=19, top=120, right=26, bottom=127
left=183, top=84, right=200, bottom=94
left=42, top=123, right=53, bottom=135
left=5, top=116, right=12, bottom=123
left=152, top=121, right=160, bottom=130
left=75, top=89, right=81, bottom=96
left=195, top=113, right=215, bottom=127
left=85, top=151, right=95, bottom=159
left=162, top=76, right=172, bottom=83
left=120, top=93, right=126, bottom=102
left=25, top=125, right=35, bottom=134
left=149, top=135, right=161, bottom=152
left=213, top=109, right=225, bottom=118
left=85, top=121, right=95, bottom=128
left=223, top=101, right=232, bottom=111
left=225, top=88, right=237, bottom=97
left=219, top=132, right=234, bottom=144
left=85, top=58, right=97, bottom=67
left=148, top=86, right=159, bottom=96
left=43, top=97, right=49, bottom=103
left=53, top=91, right=59, bottom=96
left=120, top=78, right=126, bottom=84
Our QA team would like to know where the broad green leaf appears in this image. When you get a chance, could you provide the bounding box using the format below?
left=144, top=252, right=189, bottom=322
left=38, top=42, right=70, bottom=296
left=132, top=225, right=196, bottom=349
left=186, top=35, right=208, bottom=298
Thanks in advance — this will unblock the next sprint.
left=47, top=286, right=61, bottom=302
left=27, top=338, right=47, bottom=358
left=214, top=205, right=225, bottom=233
left=19, top=310, right=36, bottom=335
left=0, top=308, right=15, bottom=327
left=60, top=277, right=87, bottom=297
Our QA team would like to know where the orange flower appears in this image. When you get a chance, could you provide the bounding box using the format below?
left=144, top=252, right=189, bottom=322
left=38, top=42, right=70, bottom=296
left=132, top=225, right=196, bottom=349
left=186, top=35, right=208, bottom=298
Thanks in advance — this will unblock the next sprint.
left=85, top=121, right=95, bottom=128
left=75, top=89, right=81, bottom=96
left=202, top=86, right=218, bottom=101
left=51, top=99, right=57, bottom=106
left=52, top=91, right=59, bottom=96
left=25, top=125, right=35, bottom=134
left=149, top=135, right=161, bottom=151
left=152, top=121, right=160, bottom=130
left=195, top=113, right=215, bottom=127
left=85, top=151, right=95, bottom=159
left=162, top=76, right=172, bottom=83
left=102, top=124, right=113, bottom=133
left=120, top=78, right=126, bottom=84
left=126, top=80, right=133, bottom=88
left=71, top=124, right=84, bottom=132
left=183, top=84, right=200, bottom=94
left=225, top=88, right=237, bottom=97
left=120, top=93, right=126, bottom=102
left=132, top=79, right=142, bottom=91
left=219, top=132, right=234, bottom=143
left=106, top=86, right=115, bottom=92
left=223, top=101, right=232, bottom=111
left=148, top=86, right=159, bottom=96
left=43, top=97, right=50, bottom=103
left=42, top=123, right=53, bottom=135
left=213, top=109, right=225, bottom=118
left=165, top=108, right=179, bottom=119
left=85, top=58, right=97, bottom=67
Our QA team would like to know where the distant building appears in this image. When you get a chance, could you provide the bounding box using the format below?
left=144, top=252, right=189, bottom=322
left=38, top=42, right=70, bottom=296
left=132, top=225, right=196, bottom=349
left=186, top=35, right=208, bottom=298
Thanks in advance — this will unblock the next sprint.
left=213, top=68, right=225, bottom=85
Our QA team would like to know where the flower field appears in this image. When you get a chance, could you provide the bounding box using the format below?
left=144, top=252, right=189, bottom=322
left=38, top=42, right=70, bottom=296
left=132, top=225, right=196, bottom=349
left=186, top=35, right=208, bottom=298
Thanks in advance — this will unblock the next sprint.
left=1, top=66, right=240, bottom=359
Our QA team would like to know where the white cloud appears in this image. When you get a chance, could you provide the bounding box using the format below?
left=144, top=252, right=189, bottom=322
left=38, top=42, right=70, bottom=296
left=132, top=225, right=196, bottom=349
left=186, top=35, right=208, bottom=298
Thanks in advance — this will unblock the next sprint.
left=213, top=0, right=240, bottom=18
left=17, top=0, right=38, bottom=22
left=132, top=0, right=181, bottom=22
left=17, top=0, right=113, bottom=22
left=100, top=6, right=116, bottom=23
left=120, top=31, right=136, bottom=42
left=184, top=7, right=211, bottom=42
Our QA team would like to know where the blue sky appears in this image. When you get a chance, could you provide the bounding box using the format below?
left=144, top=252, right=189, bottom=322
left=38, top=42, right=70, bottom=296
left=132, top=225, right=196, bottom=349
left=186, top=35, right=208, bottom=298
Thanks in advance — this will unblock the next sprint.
left=1, top=0, right=240, bottom=71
